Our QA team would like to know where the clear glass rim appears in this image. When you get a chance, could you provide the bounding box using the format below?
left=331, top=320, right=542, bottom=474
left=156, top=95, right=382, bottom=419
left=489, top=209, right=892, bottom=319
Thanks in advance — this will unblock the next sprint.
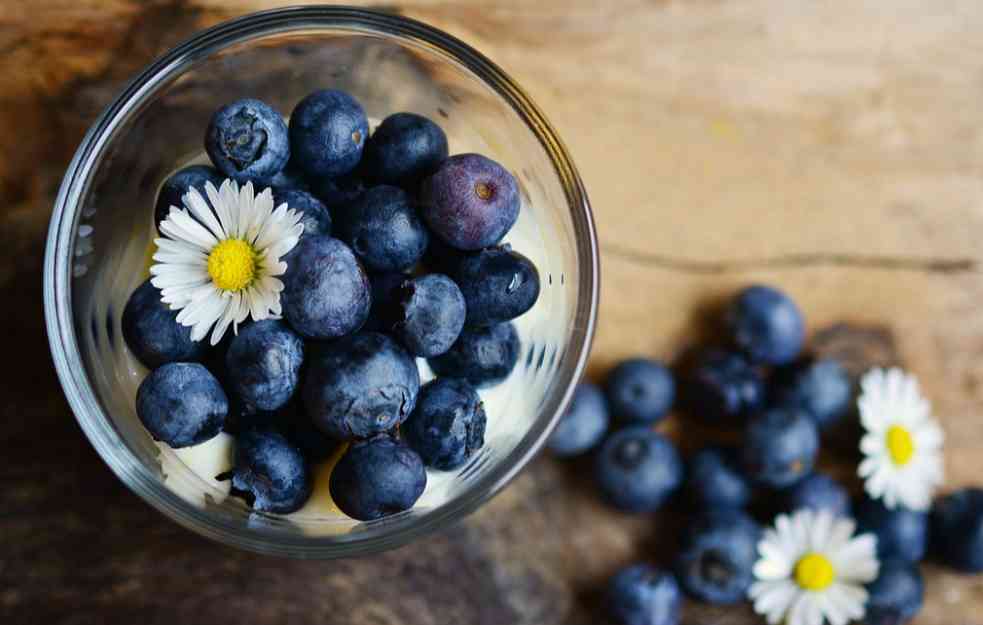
left=44, top=5, right=599, bottom=558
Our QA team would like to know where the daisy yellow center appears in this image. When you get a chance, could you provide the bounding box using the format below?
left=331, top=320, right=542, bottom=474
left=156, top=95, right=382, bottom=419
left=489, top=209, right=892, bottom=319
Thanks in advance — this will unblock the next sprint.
left=886, top=425, right=915, bottom=466
left=207, top=239, right=257, bottom=292
left=794, top=553, right=835, bottom=591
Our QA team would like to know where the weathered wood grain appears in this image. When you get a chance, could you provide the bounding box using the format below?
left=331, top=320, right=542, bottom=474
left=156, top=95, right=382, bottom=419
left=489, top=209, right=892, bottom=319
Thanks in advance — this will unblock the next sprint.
left=3, top=1, right=983, bottom=624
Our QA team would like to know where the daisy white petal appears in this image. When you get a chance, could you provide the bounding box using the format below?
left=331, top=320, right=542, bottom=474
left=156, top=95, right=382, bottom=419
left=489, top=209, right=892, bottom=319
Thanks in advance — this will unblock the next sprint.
left=183, top=187, right=224, bottom=240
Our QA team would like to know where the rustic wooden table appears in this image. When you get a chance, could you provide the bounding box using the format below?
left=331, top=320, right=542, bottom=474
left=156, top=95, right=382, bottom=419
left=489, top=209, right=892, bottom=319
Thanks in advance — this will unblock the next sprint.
left=4, top=1, right=983, bottom=623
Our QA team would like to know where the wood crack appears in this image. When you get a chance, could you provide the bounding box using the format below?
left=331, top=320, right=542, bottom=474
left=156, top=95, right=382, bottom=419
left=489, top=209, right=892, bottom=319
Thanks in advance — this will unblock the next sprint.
left=602, top=242, right=979, bottom=275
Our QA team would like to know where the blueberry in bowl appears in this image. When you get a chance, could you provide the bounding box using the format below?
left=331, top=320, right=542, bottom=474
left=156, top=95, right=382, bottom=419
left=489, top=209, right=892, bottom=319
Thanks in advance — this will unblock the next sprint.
left=205, top=98, right=290, bottom=185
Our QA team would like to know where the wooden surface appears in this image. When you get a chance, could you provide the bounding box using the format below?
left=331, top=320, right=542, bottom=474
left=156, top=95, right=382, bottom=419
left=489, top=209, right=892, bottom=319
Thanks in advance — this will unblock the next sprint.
left=4, top=1, right=983, bottom=623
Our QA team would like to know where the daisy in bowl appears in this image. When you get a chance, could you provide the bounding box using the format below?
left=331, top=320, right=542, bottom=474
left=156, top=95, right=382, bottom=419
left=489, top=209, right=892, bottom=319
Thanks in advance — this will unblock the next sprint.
left=750, top=509, right=879, bottom=625
left=151, top=179, right=304, bottom=345
left=857, top=367, right=944, bottom=511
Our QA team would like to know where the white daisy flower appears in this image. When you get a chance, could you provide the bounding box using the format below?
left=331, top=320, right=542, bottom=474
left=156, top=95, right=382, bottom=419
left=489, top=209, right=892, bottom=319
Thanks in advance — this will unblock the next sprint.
left=150, top=179, right=304, bottom=345
left=750, top=509, right=879, bottom=625
left=857, top=367, right=944, bottom=511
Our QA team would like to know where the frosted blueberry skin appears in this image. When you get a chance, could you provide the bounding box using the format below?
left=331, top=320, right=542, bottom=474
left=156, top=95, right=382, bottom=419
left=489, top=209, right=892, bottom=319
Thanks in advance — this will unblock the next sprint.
left=329, top=434, right=427, bottom=521
left=310, top=170, right=367, bottom=208
left=205, top=98, right=290, bottom=185
left=224, top=319, right=305, bottom=412
left=153, top=165, right=223, bottom=231
left=605, top=358, right=675, bottom=425
left=281, top=236, right=371, bottom=340
left=675, top=510, right=762, bottom=605
left=741, top=405, right=819, bottom=489
left=857, top=497, right=927, bottom=563
left=122, top=279, right=208, bottom=369
left=334, top=185, right=429, bottom=272
left=289, top=89, right=369, bottom=178
left=931, top=488, right=983, bottom=572
left=272, top=188, right=332, bottom=239
left=363, top=112, right=449, bottom=188
left=403, top=378, right=486, bottom=470
left=229, top=428, right=312, bottom=514
left=453, top=246, right=540, bottom=327
left=595, top=426, right=683, bottom=513
left=686, top=447, right=752, bottom=511
left=727, top=285, right=805, bottom=366
left=427, top=322, right=520, bottom=388
left=303, top=332, right=420, bottom=440
left=864, top=559, right=924, bottom=625
left=606, top=564, right=682, bottom=625
left=136, top=362, right=228, bottom=448
left=420, top=153, right=520, bottom=251
left=548, top=382, right=610, bottom=457
left=390, top=274, right=466, bottom=358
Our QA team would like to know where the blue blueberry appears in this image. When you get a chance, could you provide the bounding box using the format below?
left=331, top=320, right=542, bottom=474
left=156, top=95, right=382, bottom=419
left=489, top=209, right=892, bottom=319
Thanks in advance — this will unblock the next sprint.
left=741, top=405, right=819, bottom=489
left=224, top=319, right=304, bottom=412
left=153, top=165, right=224, bottom=231
left=727, top=285, right=805, bottom=365
left=775, top=359, right=852, bottom=429
left=135, top=362, right=228, bottom=448
left=334, top=185, right=429, bottom=272
left=684, top=349, right=765, bottom=423
left=420, top=153, right=520, bottom=251
left=229, top=428, right=312, bottom=514
left=329, top=434, right=427, bottom=521
left=864, top=559, right=924, bottom=625
left=857, top=497, right=928, bottom=563
left=122, top=279, right=208, bottom=369
left=303, top=332, right=420, bottom=440
left=403, top=378, right=486, bottom=470
left=281, top=235, right=371, bottom=339
left=686, top=447, right=752, bottom=511
left=607, top=564, right=681, bottom=625
left=205, top=98, right=289, bottom=185
left=272, top=188, right=331, bottom=239
left=289, top=89, right=368, bottom=178
left=453, top=246, right=540, bottom=327
left=427, top=322, right=520, bottom=388
left=605, top=358, right=675, bottom=424
left=548, top=382, right=610, bottom=457
left=931, top=488, right=983, bottom=572
left=364, top=112, right=449, bottom=187
left=675, top=511, right=762, bottom=604
left=390, top=274, right=466, bottom=357
left=595, top=426, right=683, bottom=513
left=785, top=473, right=851, bottom=516
left=268, top=158, right=310, bottom=192
left=310, top=171, right=367, bottom=208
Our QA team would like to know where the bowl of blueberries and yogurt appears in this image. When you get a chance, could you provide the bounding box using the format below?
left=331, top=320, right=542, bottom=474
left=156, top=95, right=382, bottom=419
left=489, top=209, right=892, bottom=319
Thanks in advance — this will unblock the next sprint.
left=44, top=7, right=597, bottom=556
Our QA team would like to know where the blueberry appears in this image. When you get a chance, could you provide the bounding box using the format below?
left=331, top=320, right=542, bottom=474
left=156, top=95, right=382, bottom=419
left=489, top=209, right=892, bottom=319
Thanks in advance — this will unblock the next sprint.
left=135, top=362, right=227, bottom=448
left=329, top=434, right=427, bottom=521
left=205, top=98, right=289, bottom=185
left=403, top=378, right=486, bottom=470
left=303, top=332, right=420, bottom=440
left=595, top=426, right=683, bottom=513
left=289, top=89, right=368, bottom=178
left=931, top=488, right=983, bottom=572
left=272, top=188, right=331, bottom=239
left=363, top=270, right=409, bottom=332
left=727, top=285, right=805, bottom=365
left=684, top=349, right=765, bottom=423
left=420, top=153, right=520, bottom=251
left=548, top=382, right=610, bottom=457
left=686, top=447, right=752, bottom=511
left=229, top=428, right=312, bottom=514
left=864, top=559, right=924, bottom=625
left=675, top=511, right=762, bottom=604
left=605, top=358, right=675, bottom=424
left=122, top=279, right=208, bottom=369
left=281, top=236, right=371, bottom=339
left=334, top=185, right=429, bottom=272
left=364, top=112, right=449, bottom=187
left=856, top=497, right=928, bottom=563
left=784, top=473, right=851, bottom=516
left=153, top=165, right=224, bottom=231
left=224, top=320, right=304, bottom=412
left=606, top=564, right=682, bottom=625
left=775, top=359, right=852, bottom=429
left=311, top=171, right=367, bottom=208
left=427, top=322, right=520, bottom=388
left=390, top=274, right=466, bottom=357
left=742, top=405, right=819, bottom=489
left=268, top=158, right=310, bottom=192
left=453, top=246, right=540, bottom=326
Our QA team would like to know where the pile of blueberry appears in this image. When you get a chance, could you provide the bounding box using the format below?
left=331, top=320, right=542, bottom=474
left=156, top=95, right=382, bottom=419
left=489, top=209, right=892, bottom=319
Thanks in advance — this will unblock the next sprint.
left=549, top=285, right=983, bottom=625
left=124, top=90, right=540, bottom=521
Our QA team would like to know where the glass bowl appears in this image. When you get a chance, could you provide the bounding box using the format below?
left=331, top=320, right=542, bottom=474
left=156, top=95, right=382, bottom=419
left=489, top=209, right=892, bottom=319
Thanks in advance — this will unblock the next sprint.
left=44, top=6, right=598, bottom=558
